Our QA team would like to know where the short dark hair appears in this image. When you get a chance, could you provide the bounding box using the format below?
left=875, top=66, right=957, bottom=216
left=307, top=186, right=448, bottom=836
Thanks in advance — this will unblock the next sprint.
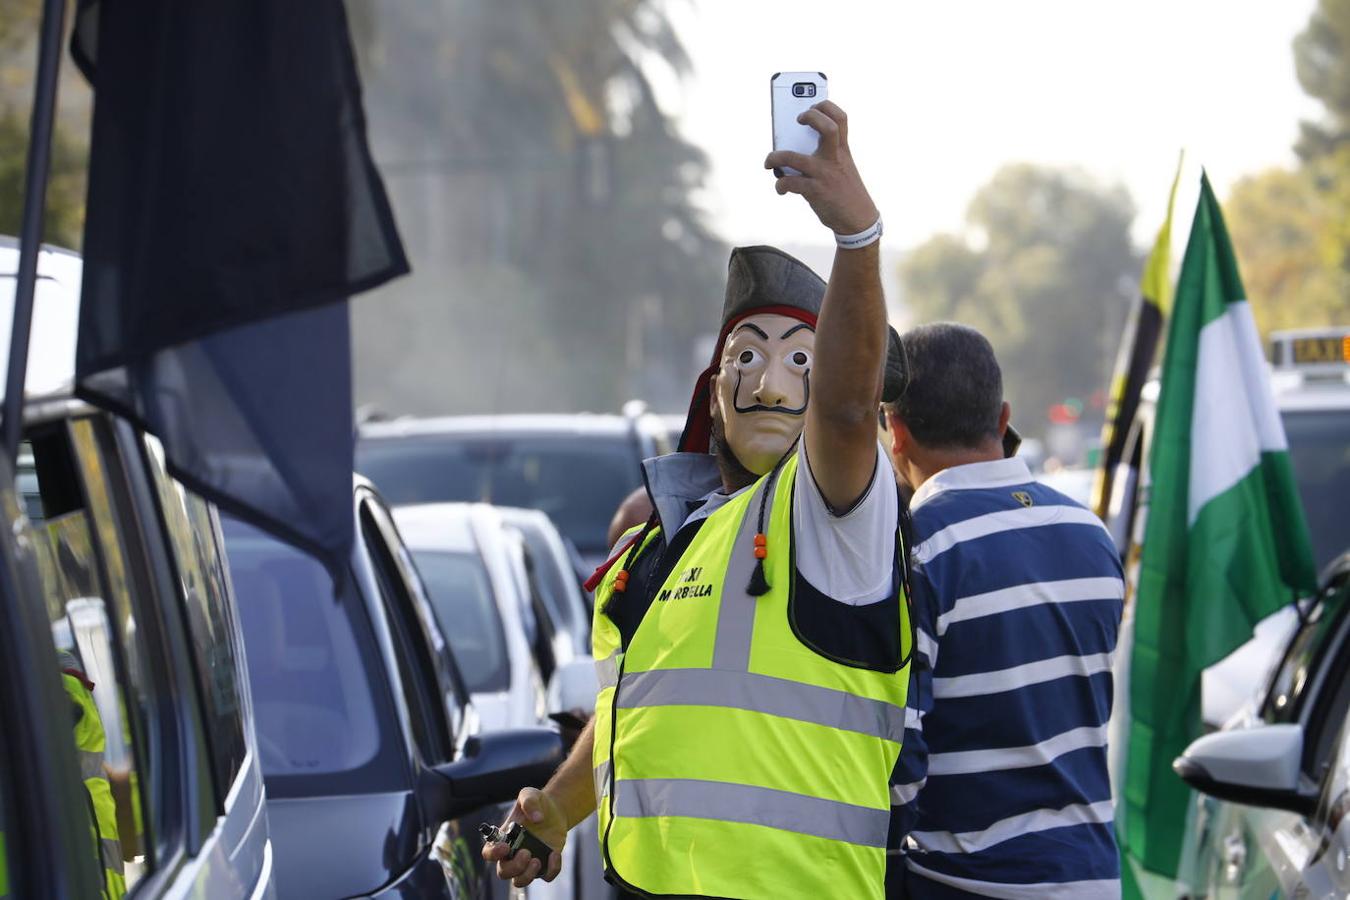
left=883, top=322, right=1003, bottom=450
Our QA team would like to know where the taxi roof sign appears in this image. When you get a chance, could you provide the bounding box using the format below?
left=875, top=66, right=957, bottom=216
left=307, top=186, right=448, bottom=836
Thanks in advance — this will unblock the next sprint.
left=1270, top=327, right=1350, bottom=372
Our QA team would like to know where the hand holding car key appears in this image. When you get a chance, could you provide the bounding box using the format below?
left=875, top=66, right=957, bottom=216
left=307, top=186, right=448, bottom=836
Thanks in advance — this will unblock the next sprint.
left=479, top=821, right=554, bottom=862
left=481, top=786, right=567, bottom=887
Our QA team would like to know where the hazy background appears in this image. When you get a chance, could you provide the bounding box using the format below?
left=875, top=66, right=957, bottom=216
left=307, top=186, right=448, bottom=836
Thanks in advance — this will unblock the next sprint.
left=3, top=0, right=1346, bottom=454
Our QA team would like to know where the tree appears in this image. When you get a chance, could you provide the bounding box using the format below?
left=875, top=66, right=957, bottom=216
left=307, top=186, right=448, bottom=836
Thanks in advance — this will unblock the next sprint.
left=1293, top=0, right=1350, bottom=161
left=0, top=0, right=91, bottom=250
left=899, top=164, right=1140, bottom=439
left=1226, top=0, right=1350, bottom=334
left=1225, top=151, right=1350, bottom=333
left=348, top=0, right=726, bottom=416
left=0, top=110, right=87, bottom=248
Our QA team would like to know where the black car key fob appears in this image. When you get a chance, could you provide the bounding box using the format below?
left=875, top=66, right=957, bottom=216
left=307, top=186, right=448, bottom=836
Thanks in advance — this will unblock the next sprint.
left=479, top=821, right=554, bottom=861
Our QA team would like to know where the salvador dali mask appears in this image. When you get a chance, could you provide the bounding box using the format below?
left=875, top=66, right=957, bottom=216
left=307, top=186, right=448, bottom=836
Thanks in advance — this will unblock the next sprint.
left=710, top=312, right=816, bottom=476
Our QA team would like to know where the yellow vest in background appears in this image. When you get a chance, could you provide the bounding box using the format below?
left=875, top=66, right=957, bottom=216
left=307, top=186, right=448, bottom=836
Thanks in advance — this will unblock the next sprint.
left=64, top=673, right=127, bottom=899
left=592, top=453, right=911, bottom=899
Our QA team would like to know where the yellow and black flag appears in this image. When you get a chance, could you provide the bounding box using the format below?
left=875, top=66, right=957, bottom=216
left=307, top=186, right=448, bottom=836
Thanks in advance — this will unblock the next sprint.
left=1091, top=158, right=1182, bottom=548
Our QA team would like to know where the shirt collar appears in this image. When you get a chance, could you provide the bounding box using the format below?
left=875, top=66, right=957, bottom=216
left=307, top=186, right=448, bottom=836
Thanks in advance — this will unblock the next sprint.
left=909, top=456, right=1033, bottom=511
left=642, top=452, right=725, bottom=534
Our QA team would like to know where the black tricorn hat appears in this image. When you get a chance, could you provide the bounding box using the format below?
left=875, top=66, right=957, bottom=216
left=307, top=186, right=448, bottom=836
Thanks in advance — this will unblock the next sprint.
left=721, top=245, right=826, bottom=327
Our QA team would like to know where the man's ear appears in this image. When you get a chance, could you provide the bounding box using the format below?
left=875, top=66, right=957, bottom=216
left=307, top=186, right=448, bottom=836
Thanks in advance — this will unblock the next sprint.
left=708, top=371, right=721, bottom=419
left=886, top=410, right=907, bottom=459
left=997, top=401, right=1011, bottom=435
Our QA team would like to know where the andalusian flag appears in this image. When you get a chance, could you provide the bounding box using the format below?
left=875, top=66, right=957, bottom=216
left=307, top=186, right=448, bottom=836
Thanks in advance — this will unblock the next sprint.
left=1091, top=156, right=1182, bottom=541
left=1118, top=174, right=1319, bottom=895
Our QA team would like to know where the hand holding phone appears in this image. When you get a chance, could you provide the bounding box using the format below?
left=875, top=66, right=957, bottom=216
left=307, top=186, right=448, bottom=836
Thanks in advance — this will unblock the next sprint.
left=771, top=72, right=828, bottom=176
left=765, top=90, right=880, bottom=238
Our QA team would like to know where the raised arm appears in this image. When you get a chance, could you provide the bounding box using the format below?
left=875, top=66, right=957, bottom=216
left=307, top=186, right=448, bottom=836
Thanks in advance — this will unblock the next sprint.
left=764, top=101, right=886, bottom=511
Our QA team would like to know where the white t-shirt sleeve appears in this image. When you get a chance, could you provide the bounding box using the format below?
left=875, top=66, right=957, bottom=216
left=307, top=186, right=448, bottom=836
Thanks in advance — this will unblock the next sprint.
left=792, top=436, right=898, bottom=606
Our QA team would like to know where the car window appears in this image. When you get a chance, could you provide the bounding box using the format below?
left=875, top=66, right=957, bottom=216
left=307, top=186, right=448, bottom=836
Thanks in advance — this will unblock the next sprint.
left=519, top=544, right=558, bottom=682
left=223, top=515, right=400, bottom=792
left=360, top=503, right=453, bottom=764
left=411, top=549, right=510, bottom=694
left=357, top=434, right=642, bottom=556
left=518, top=522, right=586, bottom=645
left=1301, top=604, right=1350, bottom=779
left=1263, top=586, right=1349, bottom=726
left=23, top=422, right=155, bottom=892
left=143, top=437, right=248, bottom=805
left=1282, top=410, right=1350, bottom=572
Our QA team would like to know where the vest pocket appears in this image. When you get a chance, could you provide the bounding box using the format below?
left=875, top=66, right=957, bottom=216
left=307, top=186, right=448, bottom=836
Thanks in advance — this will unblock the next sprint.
left=788, top=569, right=906, bottom=672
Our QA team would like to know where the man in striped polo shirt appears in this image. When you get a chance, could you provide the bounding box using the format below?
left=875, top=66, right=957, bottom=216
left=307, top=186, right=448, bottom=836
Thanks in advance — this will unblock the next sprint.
left=880, top=323, right=1124, bottom=898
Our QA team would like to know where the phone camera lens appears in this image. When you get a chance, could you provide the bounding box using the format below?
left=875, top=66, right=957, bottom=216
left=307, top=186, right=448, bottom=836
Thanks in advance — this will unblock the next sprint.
left=792, top=85, right=805, bottom=97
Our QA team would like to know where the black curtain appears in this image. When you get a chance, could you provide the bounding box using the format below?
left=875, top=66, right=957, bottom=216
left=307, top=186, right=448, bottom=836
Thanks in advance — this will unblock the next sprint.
left=72, top=0, right=408, bottom=573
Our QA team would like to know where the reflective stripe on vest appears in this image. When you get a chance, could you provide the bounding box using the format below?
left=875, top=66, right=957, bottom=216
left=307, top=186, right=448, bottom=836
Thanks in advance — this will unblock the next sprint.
left=591, top=453, right=910, bottom=900
left=595, top=650, right=620, bottom=692
left=613, top=778, right=892, bottom=848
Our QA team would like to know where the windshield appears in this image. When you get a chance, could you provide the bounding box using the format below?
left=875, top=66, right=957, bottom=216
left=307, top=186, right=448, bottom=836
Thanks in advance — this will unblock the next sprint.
left=358, top=434, right=642, bottom=555
left=223, top=516, right=398, bottom=791
left=409, top=549, right=511, bottom=694
left=1283, top=410, right=1350, bottom=572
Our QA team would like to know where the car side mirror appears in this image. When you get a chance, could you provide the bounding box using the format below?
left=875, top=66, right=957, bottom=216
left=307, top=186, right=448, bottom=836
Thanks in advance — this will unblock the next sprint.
left=548, top=656, right=598, bottom=718
left=422, top=728, right=563, bottom=822
left=1173, top=724, right=1318, bottom=817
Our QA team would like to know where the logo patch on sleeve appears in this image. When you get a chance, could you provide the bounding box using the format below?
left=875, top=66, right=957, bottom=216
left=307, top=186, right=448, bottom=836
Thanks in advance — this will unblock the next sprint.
left=1012, top=491, right=1034, bottom=508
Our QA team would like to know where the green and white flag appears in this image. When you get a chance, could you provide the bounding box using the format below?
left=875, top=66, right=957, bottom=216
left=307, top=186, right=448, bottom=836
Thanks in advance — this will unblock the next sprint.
left=1119, top=173, right=1319, bottom=896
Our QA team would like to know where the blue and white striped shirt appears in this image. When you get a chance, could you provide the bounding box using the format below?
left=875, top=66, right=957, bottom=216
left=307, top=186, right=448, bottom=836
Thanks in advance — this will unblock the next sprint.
left=890, top=457, right=1123, bottom=899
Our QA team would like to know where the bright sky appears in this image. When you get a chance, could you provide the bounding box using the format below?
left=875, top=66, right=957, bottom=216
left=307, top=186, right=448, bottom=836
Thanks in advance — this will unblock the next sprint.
left=659, top=0, right=1320, bottom=260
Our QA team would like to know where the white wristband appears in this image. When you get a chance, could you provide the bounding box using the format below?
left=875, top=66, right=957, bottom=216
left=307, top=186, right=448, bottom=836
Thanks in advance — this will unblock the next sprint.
left=835, top=217, right=883, bottom=249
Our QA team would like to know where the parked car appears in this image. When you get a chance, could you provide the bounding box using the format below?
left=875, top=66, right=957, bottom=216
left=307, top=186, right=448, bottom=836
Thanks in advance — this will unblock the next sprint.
left=357, top=412, right=669, bottom=572
left=0, top=238, right=273, bottom=898
left=1175, top=552, right=1350, bottom=898
left=394, top=502, right=607, bottom=900
left=224, top=480, right=563, bottom=899
left=497, top=506, right=592, bottom=657
left=391, top=503, right=548, bottom=735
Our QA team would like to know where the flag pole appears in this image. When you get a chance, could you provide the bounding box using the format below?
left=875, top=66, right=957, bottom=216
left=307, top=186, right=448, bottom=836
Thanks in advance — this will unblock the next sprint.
left=4, top=0, right=69, bottom=459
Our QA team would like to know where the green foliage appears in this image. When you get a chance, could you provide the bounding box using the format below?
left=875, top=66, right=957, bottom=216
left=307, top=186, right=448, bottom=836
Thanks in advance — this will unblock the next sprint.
left=0, top=109, right=87, bottom=249
left=1293, top=0, right=1350, bottom=161
left=1226, top=150, right=1350, bottom=333
left=899, top=164, right=1140, bottom=438
left=0, top=0, right=90, bottom=250
left=1226, top=0, right=1350, bottom=336
left=349, top=0, right=726, bottom=416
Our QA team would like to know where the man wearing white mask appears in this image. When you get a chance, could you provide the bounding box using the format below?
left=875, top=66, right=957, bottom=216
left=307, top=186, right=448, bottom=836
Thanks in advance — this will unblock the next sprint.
left=486, top=100, right=911, bottom=900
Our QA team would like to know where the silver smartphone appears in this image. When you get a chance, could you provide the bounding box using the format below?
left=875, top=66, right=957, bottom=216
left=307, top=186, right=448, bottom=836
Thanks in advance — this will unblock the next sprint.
left=771, top=71, right=828, bottom=177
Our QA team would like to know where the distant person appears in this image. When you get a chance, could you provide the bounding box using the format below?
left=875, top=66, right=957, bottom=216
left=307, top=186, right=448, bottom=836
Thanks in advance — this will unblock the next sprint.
left=59, top=649, right=126, bottom=898
left=604, top=487, right=652, bottom=553
left=486, top=101, right=914, bottom=899
left=880, top=324, right=1123, bottom=898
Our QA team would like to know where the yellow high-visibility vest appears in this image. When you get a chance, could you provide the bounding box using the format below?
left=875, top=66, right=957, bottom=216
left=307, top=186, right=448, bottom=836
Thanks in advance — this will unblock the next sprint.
left=64, top=674, right=126, bottom=899
left=592, top=452, right=911, bottom=899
